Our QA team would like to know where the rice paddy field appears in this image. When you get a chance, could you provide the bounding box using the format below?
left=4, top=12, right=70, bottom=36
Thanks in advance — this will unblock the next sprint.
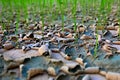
left=0, top=0, right=120, bottom=80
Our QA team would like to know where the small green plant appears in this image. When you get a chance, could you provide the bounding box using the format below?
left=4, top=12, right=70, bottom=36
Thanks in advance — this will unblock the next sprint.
left=72, top=0, right=77, bottom=31
left=57, top=0, right=64, bottom=31
left=49, top=0, right=54, bottom=24
left=1, top=0, right=7, bottom=30
left=15, top=20, right=19, bottom=35
left=94, top=30, right=99, bottom=57
left=40, top=0, right=46, bottom=31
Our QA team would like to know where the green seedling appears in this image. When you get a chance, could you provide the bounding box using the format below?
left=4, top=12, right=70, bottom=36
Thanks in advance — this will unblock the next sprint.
left=94, top=30, right=99, bottom=58
left=57, top=0, right=64, bottom=31
left=72, top=0, right=77, bottom=31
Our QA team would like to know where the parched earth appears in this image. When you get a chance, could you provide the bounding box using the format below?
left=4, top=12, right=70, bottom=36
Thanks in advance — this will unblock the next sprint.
left=0, top=19, right=120, bottom=80
left=0, top=5, right=120, bottom=80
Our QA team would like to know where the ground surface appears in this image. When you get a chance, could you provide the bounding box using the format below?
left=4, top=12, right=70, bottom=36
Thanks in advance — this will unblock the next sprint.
left=0, top=2, right=120, bottom=80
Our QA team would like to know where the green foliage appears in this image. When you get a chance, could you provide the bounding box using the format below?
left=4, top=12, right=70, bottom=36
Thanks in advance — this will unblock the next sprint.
left=0, top=0, right=119, bottom=32
left=57, top=0, right=65, bottom=31
left=72, top=0, right=77, bottom=31
left=15, top=21, right=19, bottom=35
left=94, top=31, right=99, bottom=58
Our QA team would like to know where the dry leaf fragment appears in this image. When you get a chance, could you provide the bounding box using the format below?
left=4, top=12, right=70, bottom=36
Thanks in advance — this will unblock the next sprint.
left=106, top=26, right=116, bottom=30
left=65, top=62, right=79, bottom=69
left=55, top=73, right=69, bottom=80
left=116, top=50, right=120, bottom=54
left=89, top=24, right=96, bottom=31
left=60, top=66, right=69, bottom=74
left=101, top=43, right=113, bottom=53
left=50, top=36, right=75, bottom=43
left=80, top=34, right=93, bottom=40
left=27, top=68, right=45, bottom=80
left=38, top=43, right=49, bottom=56
left=112, top=41, right=120, bottom=45
left=26, top=32, right=34, bottom=38
left=22, top=36, right=32, bottom=41
left=49, top=36, right=56, bottom=42
left=68, top=65, right=81, bottom=73
left=47, top=67, right=56, bottom=76
left=3, top=41, right=15, bottom=50
left=34, top=34, right=42, bottom=39
left=109, top=30, right=118, bottom=37
left=28, top=24, right=35, bottom=30
left=60, top=65, right=82, bottom=76
left=0, top=27, right=3, bottom=34
left=82, top=74, right=106, bottom=80
left=22, top=43, right=40, bottom=51
left=106, top=72, right=120, bottom=80
left=7, top=62, right=21, bottom=69
left=116, top=26, right=120, bottom=36
left=75, top=58, right=84, bottom=66
left=51, top=48, right=60, bottom=53
left=22, top=32, right=34, bottom=40
left=109, top=44, right=120, bottom=53
left=99, top=71, right=107, bottom=76
left=105, top=39, right=111, bottom=43
left=10, top=35, right=18, bottom=42
left=46, top=32, right=53, bottom=37
left=104, top=52, right=113, bottom=59
left=59, top=52, right=71, bottom=60
left=86, top=50, right=92, bottom=56
left=83, top=67, right=100, bottom=74
left=77, top=24, right=85, bottom=33
left=3, top=49, right=39, bottom=62
left=64, top=28, right=72, bottom=32
left=0, top=34, right=3, bottom=45
left=101, top=43, right=117, bottom=58
left=79, top=27, right=85, bottom=33
left=62, top=38, right=75, bottom=43
left=31, top=73, right=50, bottom=80
left=55, top=32, right=64, bottom=37
left=65, top=33, right=73, bottom=38
left=34, top=31, right=43, bottom=35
